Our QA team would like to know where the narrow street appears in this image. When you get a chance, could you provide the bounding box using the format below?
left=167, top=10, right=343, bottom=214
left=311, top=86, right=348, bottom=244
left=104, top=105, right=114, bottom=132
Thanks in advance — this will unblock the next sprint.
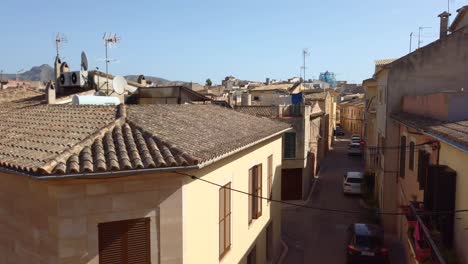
left=282, top=136, right=406, bottom=263
left=281, top=137, right=369, bottom=264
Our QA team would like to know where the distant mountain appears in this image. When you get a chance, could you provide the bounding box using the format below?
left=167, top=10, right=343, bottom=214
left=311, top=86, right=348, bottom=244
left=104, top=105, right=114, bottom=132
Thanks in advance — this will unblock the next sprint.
left=2, top=64, right=54, bottom=82
left=1, top=64, right=186, bottom=85
left=124, top=75, right=187, bottom=86
left=124, top=75, right=170, bottom=85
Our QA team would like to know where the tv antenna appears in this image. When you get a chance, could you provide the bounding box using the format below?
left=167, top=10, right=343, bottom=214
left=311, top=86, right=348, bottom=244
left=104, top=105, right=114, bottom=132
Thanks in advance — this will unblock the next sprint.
left=418, top=26, right=431, bottom=49
left=301, top=48, right=310, bottom=82
left=102, top=32, right=121, bottom=94
left=409, top=32, right=415, bottom=53
left=55, top=33, right=67, bottom=57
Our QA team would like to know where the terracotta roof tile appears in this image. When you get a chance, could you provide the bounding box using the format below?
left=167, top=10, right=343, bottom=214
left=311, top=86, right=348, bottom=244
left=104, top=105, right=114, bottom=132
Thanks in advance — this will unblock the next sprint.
left=126, top=104, right=291, bottom=163
left=0, top=87, right=44, bottom=105
left=0, top=104, right=290, bottom=176
left=374, top=59, right=396, bottom=66
left=0, top=104, right=118, bottom=174
left=304, top=91, right=328, bottom=102
left=234, top=106, right=277, bottom=117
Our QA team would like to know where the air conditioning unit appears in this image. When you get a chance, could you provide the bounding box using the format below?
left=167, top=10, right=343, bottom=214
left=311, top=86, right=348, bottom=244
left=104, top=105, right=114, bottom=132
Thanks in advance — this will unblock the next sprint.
left=61, top=71, right=88, bottom=88
left=58, top=73, right=71, bottom=87
left=70, top=70, right=88, bottom=87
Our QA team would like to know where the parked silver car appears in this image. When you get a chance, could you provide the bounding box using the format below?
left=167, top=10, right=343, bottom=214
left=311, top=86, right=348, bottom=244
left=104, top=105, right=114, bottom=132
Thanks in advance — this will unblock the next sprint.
left=347, top=142, right=363, bottom=156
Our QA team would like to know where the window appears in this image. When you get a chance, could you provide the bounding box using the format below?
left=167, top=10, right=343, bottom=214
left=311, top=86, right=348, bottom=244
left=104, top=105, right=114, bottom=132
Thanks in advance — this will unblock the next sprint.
left=289, top=105, right=301, bottom=116
left=400, top=136, right=406, bottom=178
left=409, top=142, right=415, bottom=171
left=266, top=223, right=273, bottom=262
left=219, top=183, right=231, bottom=259
left=98, top=218, right=151, bottom=264
left=418, top=150, right=430, bottom=190
left=379, top=89, right=384, bottom=104
left=284, top=132, right=296, bottom=159
left=248, top=164, right=262, bottom=223
left=267, top=155, right=273, bottom=202
left=247, top=245, right=257, bottom=264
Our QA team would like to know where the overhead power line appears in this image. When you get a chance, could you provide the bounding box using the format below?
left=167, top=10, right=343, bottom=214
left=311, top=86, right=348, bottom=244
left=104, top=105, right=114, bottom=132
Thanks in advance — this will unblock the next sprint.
left=174, top=171, right=468, bottom=217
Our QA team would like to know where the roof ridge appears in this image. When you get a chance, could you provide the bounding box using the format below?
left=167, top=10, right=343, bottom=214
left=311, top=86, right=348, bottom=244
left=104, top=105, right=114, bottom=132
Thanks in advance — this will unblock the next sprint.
left=37, top=105, right=124, bottom=175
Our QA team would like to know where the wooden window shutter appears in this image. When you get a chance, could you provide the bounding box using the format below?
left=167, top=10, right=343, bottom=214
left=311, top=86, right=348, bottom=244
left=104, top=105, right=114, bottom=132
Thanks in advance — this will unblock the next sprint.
left=257, top=164, right=262, bottom=218
left=219, top=183, right=231, bottom=259
left=267, top=155, right=273, bottom=201
left=99, top=218, right=151, bottom=264
left=252, top=167, right=258, bottom=219
left=248, top=168, right=253, bottom=223
left=399, top=136, right=406, bottom=178
left=409, top=142, right=415, bottom=170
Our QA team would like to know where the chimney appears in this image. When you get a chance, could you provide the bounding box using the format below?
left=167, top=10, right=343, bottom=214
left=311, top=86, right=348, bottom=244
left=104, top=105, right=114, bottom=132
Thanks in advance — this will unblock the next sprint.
left=241, top=93, right=252, bottom=106
left=438, top=11, right=451, bottom=38
left=46, top=81, right=56, bottom=104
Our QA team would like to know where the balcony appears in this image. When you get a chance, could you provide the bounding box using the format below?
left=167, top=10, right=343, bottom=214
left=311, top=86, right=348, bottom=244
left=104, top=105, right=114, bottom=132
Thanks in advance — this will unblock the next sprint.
left=403, top=202, right=460, bottom=264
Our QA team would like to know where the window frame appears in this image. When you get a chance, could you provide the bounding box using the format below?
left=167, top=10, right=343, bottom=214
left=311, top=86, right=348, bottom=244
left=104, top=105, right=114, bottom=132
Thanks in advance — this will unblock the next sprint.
left=247, top=245, right=257, bottom=264
left=267, top=155, right=273, bottom=202
left=283, top=132, right=297, bottom=159
left=219, top=182, right=232, bottom=259
left=248, top=164, right=263, bottom=224
left=400, top=136, right=407, bottom=178
left=409, top=141, right=415, bottom=171
left=98, top=218, right=151, bottom=264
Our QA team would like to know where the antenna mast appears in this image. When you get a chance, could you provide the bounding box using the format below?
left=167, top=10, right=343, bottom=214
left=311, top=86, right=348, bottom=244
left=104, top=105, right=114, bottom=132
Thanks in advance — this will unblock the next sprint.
left=55, top=33, right=67, bottom=58
left=103, top=32, right=121, bottom=94
left=418, top=26, right=431, bottom=49
left=301, top=49, right=310, bottom=82
left=409, top=32, right=414, bottom=53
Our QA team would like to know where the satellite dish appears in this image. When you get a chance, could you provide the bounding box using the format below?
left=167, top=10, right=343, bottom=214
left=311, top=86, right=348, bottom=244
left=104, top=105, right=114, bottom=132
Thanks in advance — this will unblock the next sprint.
left=81, top=51, right=89, bottom=71
left=113, top=76, right=127, bottom=94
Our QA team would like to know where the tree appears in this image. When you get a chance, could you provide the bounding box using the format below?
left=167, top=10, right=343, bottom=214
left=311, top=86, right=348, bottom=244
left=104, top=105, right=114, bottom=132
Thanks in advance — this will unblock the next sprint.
left=205, top=78, right=212, bottom=86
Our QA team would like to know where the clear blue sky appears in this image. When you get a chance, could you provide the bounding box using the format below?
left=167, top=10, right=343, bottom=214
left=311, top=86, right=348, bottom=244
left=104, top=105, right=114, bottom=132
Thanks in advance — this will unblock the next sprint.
left=1, top=0, right=467, bottom=84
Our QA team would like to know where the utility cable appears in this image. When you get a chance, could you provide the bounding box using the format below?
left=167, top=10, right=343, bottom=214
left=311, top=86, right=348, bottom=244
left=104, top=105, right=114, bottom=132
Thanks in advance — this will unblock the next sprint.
left=174, top=171, right=468, bottom=217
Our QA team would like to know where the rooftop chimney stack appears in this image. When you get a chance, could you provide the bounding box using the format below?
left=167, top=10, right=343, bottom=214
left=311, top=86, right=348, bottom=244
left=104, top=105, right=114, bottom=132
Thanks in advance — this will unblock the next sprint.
left=241, top=93, right=252, bottom=106
left=46, top=81, right=56, bottom=104
left=438, top=11, right=451, bottom=38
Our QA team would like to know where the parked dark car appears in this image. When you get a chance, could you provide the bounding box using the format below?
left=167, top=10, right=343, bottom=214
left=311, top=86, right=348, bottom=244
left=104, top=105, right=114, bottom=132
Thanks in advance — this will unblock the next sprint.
left=346, top=223, right=389, bottom=264
left=335, top=126, right=345, bottom=136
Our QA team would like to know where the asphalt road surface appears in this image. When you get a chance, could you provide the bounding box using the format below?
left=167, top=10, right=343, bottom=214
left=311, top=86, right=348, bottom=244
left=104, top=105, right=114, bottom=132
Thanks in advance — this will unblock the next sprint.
left=281, top=136, right=372, bottom=264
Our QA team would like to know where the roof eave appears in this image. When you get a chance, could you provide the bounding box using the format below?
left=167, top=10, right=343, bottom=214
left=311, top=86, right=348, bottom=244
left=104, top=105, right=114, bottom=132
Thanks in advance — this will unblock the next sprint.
left=391, top=115, right=468, bottom=153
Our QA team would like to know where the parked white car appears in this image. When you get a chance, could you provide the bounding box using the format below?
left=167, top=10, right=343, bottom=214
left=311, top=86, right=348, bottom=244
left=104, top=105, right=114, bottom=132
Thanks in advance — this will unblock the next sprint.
left=343, top=172, right=364, bottom=194
left=351, top=134, right=361, bottom=143
left=347, top=142, right=363, bottom=156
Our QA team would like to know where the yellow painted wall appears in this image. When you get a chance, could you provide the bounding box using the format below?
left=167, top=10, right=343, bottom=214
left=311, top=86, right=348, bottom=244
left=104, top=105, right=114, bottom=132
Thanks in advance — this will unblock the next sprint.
left=438, top=142, right=468, bottom=264
left=0, top=136, right=284, bottom=264
left=183, top=135, right=283, bottom=264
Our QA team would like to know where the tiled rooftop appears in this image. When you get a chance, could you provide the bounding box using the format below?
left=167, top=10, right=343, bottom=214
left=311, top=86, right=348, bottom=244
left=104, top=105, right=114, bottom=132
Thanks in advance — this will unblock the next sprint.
left=234, top=106, right=277, bottom=118
left=304, top=92, right=328, bottom=102
left=391, top=112, right=468, bottom=149
left=374, top=59, right=396, bottom=66
left=0, top=103, right=290, bottom=176
left=0, top=87, right=44, bottom=105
